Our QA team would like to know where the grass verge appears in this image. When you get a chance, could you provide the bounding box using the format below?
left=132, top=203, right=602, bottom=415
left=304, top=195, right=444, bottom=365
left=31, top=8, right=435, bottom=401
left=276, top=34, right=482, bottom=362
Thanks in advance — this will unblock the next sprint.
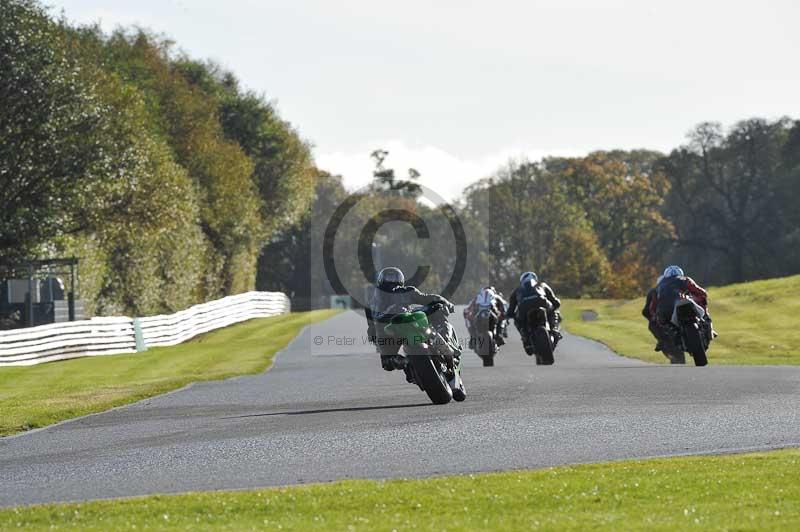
left=562, top=274, right=800, bottom=365
left=1, top=449, right=798, bottom=530
left=0, top=310, right=338, bottom=437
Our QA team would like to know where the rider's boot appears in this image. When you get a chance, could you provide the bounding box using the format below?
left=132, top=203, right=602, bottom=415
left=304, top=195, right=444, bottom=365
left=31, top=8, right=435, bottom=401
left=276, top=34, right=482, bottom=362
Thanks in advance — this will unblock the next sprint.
left=547, top=312, right=563, bottom=342
left=448, top=357, right=466, bottom=402
left=495, top=330, right=505, bottom=346
left=380, top=354, right=406, bottom=371
left=522, top=341, right=534, bottom=356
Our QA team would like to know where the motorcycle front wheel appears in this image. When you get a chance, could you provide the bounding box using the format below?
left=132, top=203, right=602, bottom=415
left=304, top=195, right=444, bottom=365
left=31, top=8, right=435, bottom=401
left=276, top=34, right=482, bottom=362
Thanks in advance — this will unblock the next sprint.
left=532, top=327, right=554, bottom=365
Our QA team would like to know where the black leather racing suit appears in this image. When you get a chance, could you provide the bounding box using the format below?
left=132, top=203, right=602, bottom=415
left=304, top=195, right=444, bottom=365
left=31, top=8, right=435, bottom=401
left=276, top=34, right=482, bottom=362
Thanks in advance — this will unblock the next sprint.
left=655, top=276, right=708, bottom=323
left=506, top=281, right=561, bottom=338
left=642, top=286, right=662, bottom=344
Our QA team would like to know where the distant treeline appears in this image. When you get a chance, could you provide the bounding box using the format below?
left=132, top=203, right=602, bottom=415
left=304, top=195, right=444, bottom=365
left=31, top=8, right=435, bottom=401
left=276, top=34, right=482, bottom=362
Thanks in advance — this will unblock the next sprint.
left=263, top=118, right=800, bottom=307
left=464, top=117, right=800, bottom=298
left=1, top=0, right=316, bottom=316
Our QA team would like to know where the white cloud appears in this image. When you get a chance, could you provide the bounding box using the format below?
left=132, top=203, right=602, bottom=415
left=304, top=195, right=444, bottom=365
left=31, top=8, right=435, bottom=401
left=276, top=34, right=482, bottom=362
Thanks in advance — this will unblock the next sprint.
left=316, top=141, right=583, bottom=201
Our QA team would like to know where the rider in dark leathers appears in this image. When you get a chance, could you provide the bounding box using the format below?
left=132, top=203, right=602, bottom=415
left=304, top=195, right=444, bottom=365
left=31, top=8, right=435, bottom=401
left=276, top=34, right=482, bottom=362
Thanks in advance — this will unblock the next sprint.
left=650, top=265, right=714, bottom=349
left=642, top=276, right=664, bottom=353
left=653, top=266, right=708, bottom=323
left=506, top=272, right=562, bottom=350
left=365, top=267, right=458, bottom=371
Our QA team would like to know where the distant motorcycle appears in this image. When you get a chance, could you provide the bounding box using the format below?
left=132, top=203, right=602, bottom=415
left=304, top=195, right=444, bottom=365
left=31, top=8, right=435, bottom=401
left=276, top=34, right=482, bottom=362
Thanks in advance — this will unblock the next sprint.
left=383, top=302, right=466, bottom=404
left=662, top=297, right=713, bottom=366
left=471, top=304, right=500, bottom=367
left=519, top=307, right=561, bottom=365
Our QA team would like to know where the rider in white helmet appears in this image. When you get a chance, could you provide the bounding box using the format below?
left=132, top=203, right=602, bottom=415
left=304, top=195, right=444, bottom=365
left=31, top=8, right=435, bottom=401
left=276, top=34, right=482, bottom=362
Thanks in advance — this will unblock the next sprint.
left=463, top=285, right=508, bottom=348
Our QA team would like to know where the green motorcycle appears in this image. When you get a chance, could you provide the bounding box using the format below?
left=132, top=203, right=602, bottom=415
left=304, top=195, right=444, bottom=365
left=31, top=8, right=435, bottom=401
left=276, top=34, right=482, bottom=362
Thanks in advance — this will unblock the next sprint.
left=383, top=302, right=466, bottom=405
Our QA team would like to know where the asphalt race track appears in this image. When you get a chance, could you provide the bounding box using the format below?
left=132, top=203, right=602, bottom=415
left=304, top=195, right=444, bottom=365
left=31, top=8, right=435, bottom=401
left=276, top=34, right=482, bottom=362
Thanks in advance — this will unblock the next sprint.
left=2, top=309, right=799, bottom=507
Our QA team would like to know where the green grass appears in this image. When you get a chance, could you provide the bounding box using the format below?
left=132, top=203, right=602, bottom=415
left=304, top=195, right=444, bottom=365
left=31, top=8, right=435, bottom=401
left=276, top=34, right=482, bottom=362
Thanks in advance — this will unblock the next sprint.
left=0, top=310, right=338, bottom=437
left=562, top=274, right=800, bottom=365
left=1, top=449, right=798, bottom=530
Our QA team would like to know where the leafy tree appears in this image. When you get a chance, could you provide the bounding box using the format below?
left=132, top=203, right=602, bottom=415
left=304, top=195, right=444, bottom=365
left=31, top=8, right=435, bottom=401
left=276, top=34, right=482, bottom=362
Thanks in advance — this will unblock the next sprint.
left=546, top=151, right=673, bottom=293
left=370, top=149, right=422, bottom=197
left=777, top=121, right=800, bottom=273
left=662, top=118, right=793, bottom=283
left=99, top=31, right=263, bottom=296
left=172, top=59, right=318, bottom=241
left=546, top=227, right=611, bottom=298
left=257, top=171, right=348, bottom=309
left=0, top=1, right=136, bottom=262
left=56, top=28, right=207, bottom=315
left=461, top=160, right=612, bottom=297
left=217, top=84, right=316, bottom=241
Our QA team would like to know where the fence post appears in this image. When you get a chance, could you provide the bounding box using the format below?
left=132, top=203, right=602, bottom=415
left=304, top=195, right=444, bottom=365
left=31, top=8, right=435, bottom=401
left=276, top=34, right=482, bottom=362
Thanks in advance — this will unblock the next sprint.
left=133, top=318, right=148, bottom=352
left=27, top=265, right=34, bottom=327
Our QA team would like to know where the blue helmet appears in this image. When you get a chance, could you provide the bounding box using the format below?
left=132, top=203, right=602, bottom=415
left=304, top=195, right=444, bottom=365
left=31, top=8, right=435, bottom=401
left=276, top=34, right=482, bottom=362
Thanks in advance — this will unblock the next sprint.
left=663, top=265, right=684, bottom=278
left=520, top=271, right=538, bottom=285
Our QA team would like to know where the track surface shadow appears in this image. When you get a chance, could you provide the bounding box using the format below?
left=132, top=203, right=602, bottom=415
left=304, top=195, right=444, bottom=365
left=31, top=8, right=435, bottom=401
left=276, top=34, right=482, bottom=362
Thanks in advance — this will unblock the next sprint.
left=222, top=402, right=432, bottom=419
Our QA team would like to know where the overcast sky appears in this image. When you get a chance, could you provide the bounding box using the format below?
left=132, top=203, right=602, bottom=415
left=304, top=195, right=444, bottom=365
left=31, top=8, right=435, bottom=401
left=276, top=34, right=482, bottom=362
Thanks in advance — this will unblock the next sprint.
left=51, top=0, right=800, bottom=199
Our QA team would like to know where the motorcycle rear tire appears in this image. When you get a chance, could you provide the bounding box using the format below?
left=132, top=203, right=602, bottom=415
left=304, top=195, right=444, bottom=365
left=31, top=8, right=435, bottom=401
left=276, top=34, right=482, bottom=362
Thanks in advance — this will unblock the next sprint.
left=477, top=332, right=493, bottom=357
left=409, top=354, right=453, bottom=404
left=532, top=327, right=554, bottom=365
left=482, top=355, right=494, bottom=367
left=684, top=323, right=708, bottom=367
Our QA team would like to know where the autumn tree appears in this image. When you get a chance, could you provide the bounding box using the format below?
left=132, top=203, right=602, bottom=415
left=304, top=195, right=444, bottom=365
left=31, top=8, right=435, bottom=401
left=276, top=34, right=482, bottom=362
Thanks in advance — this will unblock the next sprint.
left=546, top=151, right=673, bottom=295
left=461, top=160, right=612, bottom=297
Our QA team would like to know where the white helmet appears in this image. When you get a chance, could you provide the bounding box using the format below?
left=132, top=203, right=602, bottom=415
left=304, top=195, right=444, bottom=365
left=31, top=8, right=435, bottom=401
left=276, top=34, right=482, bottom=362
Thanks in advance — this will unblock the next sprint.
left=520, top=271, right=538, bottom=285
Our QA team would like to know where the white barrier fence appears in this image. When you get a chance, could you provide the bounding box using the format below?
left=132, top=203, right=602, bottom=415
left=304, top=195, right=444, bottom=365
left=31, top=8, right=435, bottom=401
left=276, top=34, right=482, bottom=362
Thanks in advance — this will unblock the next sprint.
left=0, top=291, right=290, bottom=367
